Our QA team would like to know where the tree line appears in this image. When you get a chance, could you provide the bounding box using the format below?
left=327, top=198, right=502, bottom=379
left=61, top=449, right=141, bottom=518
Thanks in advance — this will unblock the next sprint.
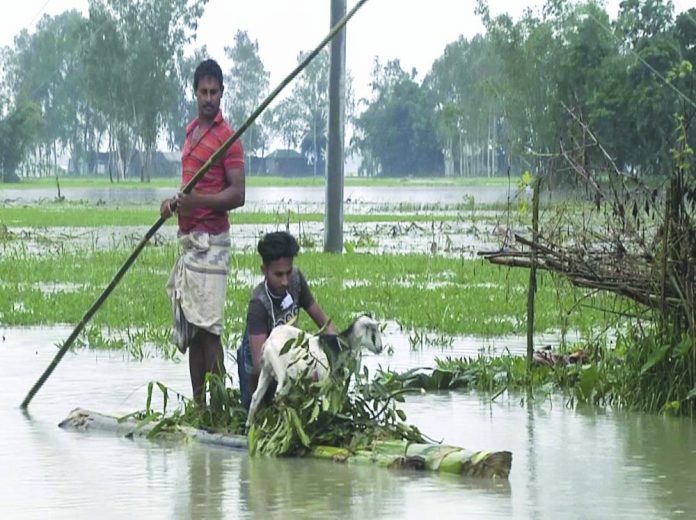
left=0, top=0, right=694, bottom=181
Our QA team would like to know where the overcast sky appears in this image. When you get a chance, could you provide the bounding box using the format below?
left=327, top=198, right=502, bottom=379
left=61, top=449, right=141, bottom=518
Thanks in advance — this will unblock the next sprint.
left=2, top=0, right=695, bottom=104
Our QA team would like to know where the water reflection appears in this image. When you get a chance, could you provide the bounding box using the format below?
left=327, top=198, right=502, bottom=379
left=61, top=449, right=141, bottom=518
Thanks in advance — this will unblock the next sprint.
left=174, top=445, right=231, bottom=520
left=241, top=456, right=389, bottom=518
left=236, top=448, right=512, bottom=519
left=618, top=410, right=696, bottom=516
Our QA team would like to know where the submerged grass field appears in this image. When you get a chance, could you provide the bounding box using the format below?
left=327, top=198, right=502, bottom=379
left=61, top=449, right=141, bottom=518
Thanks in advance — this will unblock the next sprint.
left=0, top=195, right=619, bottom=357
left=4, top=184, right=684, bottom=416
left=0, top=203, right=486, bottom=227
left=0, top=240, right=615, bottom=337
left=5, top=196, right=665, bottom=413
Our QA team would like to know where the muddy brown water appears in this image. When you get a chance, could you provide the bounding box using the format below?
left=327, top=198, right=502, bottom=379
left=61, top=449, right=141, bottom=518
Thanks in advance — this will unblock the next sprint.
left=2, top=326, right=696, bottom=519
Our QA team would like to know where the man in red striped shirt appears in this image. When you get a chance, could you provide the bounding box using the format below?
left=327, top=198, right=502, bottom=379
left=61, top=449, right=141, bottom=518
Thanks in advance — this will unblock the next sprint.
left=160, top=59, right=245, bottom=405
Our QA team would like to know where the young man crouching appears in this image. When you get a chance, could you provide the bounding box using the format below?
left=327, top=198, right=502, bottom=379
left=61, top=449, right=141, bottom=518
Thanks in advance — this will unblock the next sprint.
left=237, top=231, right=336, bottom=409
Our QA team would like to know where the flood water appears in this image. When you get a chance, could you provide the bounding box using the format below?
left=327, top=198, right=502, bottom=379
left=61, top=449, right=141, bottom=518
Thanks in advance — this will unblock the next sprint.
left=0, top=184, right=513, bottom=207
left=2, top=326, right=696, bottom=519
left=3, top=184, right=694, bottom=518
left=6, top=220, right=504, bottom=259
left=2, top=183, right=519, bottom=258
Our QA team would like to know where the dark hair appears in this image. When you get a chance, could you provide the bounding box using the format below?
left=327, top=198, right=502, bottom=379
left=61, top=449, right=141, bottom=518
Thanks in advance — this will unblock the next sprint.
left=193, top=59, right=224, bottom=92
left=257, top=232, right=300, bottom=264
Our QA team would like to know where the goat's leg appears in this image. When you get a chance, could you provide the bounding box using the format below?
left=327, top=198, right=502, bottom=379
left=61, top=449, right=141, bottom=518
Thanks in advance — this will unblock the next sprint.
left=275, top=372, right=287, bottom=396
left=247, top=368, right=272, bottom=428
left=267, top=351, right=288, bottom=396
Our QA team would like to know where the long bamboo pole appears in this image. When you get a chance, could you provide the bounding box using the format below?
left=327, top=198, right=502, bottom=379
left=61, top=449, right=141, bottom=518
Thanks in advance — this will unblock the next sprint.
left=20, top=0, right=371, bottom=409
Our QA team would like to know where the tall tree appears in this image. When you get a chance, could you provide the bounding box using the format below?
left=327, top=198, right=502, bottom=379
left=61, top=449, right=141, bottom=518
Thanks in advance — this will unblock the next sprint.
left=273, top=49, right=330, bottom=176
left=165, top=46, right=209, bottom=151
left=612, top=0, right=682, bottom=174
left=265, top=101, right=304, bottom=151
left=426, top=34, right=505, bottom=177
left=0, top=97, right=42, bottom=181
left=5, top=10, right=90, bottom=176
left=83, top=0, right=207, bottom=181
left=672, top=8, right=696, bottom=147
left=615, top=0, right=675, bottom=49
left=477, top=4, right=562, bottom=166
left=224, top=30, right=270, bottom=173
left=353, top=58, right=442, bottom=176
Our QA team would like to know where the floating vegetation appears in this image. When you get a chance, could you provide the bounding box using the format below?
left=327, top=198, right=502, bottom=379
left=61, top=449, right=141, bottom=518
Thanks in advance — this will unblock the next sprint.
left=120, top=375, right=247, bottom=439
left=247, top=364, right=424, bottom=457
left=376, top=332, right=696, bottom=414
left=133, top=347, right=424, bottom=458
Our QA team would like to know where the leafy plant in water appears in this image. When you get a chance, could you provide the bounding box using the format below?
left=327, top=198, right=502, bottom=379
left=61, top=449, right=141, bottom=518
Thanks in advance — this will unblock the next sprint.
left=0, top=223, right=16, bottom=242
left=516, top=170, right=535, bottom=215
left=408, top=329, right=424, bottom=350
left=127, top=374, right=248, bottom=439
left=375, top=349, right=618, bottom=406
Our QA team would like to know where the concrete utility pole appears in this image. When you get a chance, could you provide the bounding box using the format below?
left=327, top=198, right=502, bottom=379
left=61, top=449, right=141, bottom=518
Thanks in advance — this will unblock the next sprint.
left=324, top=0, right=347, bottom=253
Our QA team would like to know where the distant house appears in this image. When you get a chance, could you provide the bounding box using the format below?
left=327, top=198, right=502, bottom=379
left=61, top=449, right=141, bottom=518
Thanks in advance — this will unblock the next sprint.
left=68, top=151, right=111, bottom=175
left=265, top=149, right=312, bottom=176
left=247, top=155, right=266, bottom=175
left=140, top=151, right=180, bottom=178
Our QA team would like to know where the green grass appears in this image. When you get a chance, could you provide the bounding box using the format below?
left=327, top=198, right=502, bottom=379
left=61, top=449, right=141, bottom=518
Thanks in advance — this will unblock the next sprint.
left=0, top=203, right=492, bottom=227
left=2, top=174, right=514, bottom=189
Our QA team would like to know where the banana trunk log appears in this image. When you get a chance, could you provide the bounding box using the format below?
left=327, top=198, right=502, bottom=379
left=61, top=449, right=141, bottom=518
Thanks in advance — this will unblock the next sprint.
left=310, top=442, right=511, bottom=479
left=59, top=408, right=512, bottom=479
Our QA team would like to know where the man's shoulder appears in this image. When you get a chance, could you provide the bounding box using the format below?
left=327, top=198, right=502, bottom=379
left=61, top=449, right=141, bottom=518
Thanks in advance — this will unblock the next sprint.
left=213, top=112, right=234, bottom=136
left=293, top=268, right=308, bottom=285
left=185, top=118, right=198, bottom=136
left=250, top=282, right=266, bottom=302
left=247, top=284, right=269, bottom=321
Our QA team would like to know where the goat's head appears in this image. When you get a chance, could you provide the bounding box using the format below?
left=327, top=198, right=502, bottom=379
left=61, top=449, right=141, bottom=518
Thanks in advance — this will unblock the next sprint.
left=350, top=314, right=383, bottom=354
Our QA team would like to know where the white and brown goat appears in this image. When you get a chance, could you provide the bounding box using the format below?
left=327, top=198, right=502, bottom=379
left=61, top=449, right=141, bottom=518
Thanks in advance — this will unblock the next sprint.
left=246, top=315, right=383, bottom=426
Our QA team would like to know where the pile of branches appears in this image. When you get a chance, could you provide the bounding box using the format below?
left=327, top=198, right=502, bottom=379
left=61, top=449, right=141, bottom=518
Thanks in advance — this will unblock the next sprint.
left=483, top=232, right=663, bottom=309
left=133, top=341, right=426, bottom=456
left=248, top=357, right=425, bottom=457
left=482, top=108, right=696, bottom=330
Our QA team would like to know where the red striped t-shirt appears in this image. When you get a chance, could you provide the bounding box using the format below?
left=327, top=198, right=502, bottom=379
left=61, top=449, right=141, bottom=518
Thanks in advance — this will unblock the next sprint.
left=178, top=110, right=244, bottom=234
